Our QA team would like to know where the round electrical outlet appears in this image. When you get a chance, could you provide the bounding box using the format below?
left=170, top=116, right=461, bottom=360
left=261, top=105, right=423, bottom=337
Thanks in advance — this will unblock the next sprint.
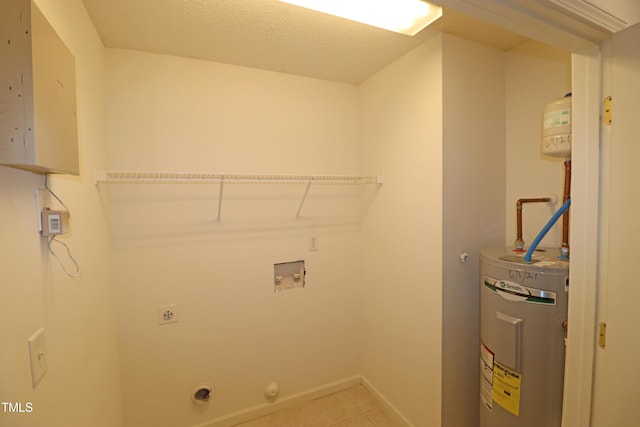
left=157, top=304, right=179, bottom=325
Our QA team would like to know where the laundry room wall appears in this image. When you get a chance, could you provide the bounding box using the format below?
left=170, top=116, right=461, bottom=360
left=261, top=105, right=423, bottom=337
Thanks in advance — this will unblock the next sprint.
left=103, top=26, right=572, bottom=427
left=441, top=33, right=506, bottom=427
left=104, top=48, right=364, bottom=427
left=0, top=0, right=123, bottom=426
left=358, top=32, right=444, bottom=426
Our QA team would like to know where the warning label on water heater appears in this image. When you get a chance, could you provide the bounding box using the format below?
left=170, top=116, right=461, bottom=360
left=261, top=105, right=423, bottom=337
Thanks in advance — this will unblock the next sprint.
left=492, top=361, right=522, bottom=416
left=480, top=342, right=494, bottom=411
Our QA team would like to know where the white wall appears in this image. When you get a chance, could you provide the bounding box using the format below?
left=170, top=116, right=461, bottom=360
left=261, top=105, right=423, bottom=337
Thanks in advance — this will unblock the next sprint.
left=104, top=49, right=363, bottom=427
left=505, top=41, right=572, bottom=249
left=359, top=33, right=444, bottom=426
left=0, top=1, right=123, bottom=426
left=441, top=34, right=506, bottom=427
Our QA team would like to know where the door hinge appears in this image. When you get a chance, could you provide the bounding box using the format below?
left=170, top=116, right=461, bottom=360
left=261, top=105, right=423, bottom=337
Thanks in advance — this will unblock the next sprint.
left=603, top=96, right=612, bottom=125
left=598, top=322, right=607, bottom=349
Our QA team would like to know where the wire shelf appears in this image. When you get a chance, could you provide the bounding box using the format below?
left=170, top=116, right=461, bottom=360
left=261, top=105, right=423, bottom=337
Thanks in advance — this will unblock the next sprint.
left=95, top=170, right=381, bottom=185
left=95, top=169, right=382, bottom=222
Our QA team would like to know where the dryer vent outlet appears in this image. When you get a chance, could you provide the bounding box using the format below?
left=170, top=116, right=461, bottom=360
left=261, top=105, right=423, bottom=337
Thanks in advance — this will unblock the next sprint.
left=192, top=385, right=213, bottom=404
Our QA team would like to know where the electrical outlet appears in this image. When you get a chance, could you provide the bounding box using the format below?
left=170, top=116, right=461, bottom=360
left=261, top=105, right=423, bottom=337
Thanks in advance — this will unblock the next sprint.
left=157, top=304, right=179, bottom=325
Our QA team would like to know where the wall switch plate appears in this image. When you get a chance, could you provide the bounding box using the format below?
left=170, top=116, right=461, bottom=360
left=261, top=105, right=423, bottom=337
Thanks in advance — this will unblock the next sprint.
left=35, top=188, right=51, bottom=232
left=309, top=235, right=319, bottom=251
left=27, top=328, right=47, bottom=388
left=157, top=304, right=179, bottom=325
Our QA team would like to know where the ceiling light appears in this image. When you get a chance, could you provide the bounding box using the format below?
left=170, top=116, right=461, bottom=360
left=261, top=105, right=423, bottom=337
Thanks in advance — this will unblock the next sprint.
left=279, top=0, right=443, bottom=36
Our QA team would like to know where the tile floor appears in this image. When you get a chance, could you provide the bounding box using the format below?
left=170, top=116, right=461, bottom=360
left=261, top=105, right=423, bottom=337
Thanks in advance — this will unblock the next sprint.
left=232, top=385, right=400, bottom=427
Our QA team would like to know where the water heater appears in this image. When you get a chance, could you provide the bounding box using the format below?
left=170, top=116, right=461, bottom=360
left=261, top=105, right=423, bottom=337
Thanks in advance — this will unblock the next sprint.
left=479, top=248, right=568, bottom=427
left=542, top=93, right=571, bottom=158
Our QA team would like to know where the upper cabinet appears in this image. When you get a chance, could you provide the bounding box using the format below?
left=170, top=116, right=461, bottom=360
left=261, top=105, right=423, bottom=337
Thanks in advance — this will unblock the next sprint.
left=0, top=0, right=79, bottom=175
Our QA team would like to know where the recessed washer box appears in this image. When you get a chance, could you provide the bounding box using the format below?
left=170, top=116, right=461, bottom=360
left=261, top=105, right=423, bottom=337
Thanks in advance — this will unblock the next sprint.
left=0, top=0, right=79, bottom=175
left=274, top=260, right=305, bottom=291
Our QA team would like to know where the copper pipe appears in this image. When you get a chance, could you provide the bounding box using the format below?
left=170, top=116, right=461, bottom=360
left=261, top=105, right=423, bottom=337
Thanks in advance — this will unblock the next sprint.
left=561, top=160, right=571, bottom=257
left=515, top=197, right=552, bottom=251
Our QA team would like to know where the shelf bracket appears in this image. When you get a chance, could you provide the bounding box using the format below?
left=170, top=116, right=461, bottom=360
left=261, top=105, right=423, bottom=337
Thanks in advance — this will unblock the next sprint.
left=296, top=179, right=313, bottom=218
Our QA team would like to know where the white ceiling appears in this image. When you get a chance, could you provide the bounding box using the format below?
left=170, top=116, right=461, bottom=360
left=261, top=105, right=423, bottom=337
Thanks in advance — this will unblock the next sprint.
left=81, top=0, right=529, bottom=85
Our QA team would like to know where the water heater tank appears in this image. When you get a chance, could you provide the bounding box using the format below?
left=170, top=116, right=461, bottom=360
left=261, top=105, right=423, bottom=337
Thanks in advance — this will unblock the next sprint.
left=542, top=93, right=571, bottom=158
left=479, top=247, right=568, bottom=427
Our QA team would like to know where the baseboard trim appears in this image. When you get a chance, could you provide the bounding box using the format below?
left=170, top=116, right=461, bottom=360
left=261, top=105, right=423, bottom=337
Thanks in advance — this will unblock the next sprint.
left=192, top=376, right=362, bottom=427
left=191, top=375, right=413, bottom=427
left=360, top=376, right=414, bottom=427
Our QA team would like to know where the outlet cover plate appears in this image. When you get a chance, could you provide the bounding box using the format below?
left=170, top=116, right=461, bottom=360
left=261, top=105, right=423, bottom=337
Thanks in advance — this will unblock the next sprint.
left=157, top=304, right=179, bottom=325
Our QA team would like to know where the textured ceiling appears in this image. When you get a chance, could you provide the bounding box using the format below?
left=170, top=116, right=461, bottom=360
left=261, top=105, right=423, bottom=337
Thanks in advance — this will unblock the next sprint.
left=81, top=0, right=528, bottom=85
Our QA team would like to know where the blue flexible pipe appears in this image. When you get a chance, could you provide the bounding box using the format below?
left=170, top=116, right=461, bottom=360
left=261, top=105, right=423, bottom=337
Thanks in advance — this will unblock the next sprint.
left=524, top=198, right=571, bottom=262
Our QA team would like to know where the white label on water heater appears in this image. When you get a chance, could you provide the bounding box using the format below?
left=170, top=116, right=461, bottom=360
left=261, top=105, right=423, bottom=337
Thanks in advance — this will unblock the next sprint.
left=543, top=109, right=570, bottom=129
left=480, top=342, right=494, bottom=411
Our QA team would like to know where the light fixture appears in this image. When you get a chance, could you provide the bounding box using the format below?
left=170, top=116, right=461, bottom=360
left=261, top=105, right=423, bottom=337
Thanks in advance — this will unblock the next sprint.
left=279, top=0, right=443, bottom=36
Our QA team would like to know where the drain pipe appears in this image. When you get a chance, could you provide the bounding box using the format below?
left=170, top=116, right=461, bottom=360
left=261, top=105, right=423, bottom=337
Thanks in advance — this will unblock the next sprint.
left=560, top=160, right=571, bottom=259
left=515, top=197, right=552, bottom=252
left=524, top=198, right=571, bottom=262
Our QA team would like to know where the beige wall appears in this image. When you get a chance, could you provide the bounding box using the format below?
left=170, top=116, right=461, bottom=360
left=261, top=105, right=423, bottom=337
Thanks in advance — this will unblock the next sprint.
left=0, top=1, right=123, bottom=426
left=105, top=49, right=363, bottom=427
left=441, top=33, right=506, bottom=427
left=359, top=33, right=444, bottom=426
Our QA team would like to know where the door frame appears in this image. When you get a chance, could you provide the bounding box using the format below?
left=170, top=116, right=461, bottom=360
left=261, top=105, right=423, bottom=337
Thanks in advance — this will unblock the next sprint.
left=561, top=46, right=601, bottom=427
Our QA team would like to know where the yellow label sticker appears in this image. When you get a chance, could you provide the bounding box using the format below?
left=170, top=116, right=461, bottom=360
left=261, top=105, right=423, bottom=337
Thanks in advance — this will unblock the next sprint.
left=492, top=361, right=522, bottom=416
